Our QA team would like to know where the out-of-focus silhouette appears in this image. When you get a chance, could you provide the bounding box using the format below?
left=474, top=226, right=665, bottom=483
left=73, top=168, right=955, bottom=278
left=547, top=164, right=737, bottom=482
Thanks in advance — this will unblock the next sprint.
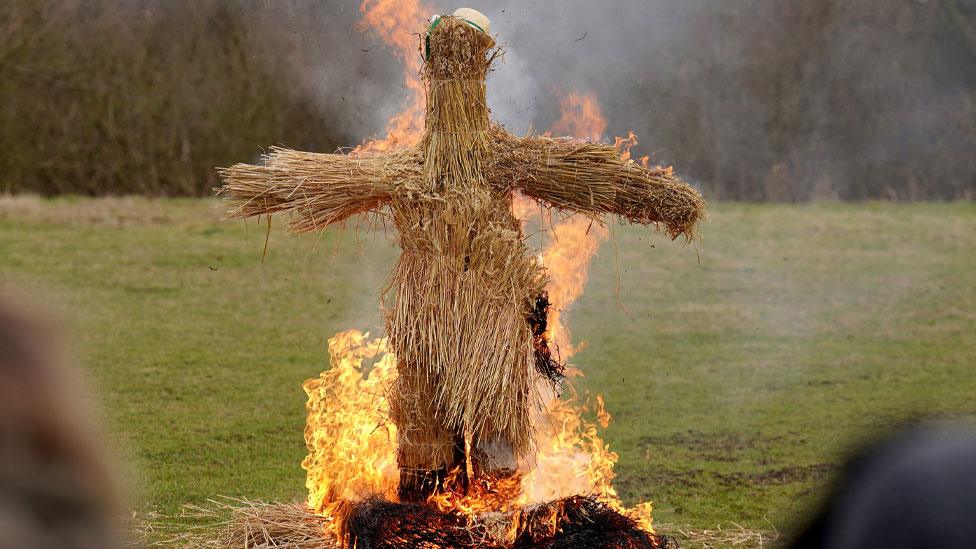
left=790, top=425, right=976, bottom=549
left=0, top=294, right=121, bottom=549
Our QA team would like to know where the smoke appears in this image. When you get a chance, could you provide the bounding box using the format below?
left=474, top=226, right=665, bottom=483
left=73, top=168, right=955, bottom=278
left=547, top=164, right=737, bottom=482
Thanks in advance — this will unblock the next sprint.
left=255, top=0, right=404, bottom=145
left=249, top=0, right=976, bottom=200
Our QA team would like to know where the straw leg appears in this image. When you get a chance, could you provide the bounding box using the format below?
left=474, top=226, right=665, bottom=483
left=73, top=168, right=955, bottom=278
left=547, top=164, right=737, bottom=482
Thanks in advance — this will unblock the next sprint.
left=390, top=363, right=466, bottom=502
left=397, top=432, right=466, bottom=502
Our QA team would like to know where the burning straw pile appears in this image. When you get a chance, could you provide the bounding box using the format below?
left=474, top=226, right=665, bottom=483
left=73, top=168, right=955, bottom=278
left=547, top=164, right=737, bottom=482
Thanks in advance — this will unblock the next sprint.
left=172, top=496, right=676, bottom=549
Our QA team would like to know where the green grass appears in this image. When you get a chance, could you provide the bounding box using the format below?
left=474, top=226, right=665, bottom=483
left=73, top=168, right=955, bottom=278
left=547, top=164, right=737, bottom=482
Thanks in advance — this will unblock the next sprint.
left=1, top=197, right=974, bottom=537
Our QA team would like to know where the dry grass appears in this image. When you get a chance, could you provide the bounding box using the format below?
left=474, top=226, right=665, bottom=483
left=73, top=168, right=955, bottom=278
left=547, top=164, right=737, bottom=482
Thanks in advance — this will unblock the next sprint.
left=150, top=499, right=335, bottom=549
left=658, top=523, right=781, bottom=549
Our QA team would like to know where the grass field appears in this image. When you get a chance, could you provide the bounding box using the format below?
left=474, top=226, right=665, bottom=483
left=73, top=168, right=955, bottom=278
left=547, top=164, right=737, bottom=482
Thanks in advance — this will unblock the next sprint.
left=1, top=197, right=974, bottom=542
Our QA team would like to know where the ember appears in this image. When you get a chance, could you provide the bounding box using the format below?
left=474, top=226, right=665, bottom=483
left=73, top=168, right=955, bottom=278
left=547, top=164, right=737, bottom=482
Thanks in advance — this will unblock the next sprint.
left=339, top=496, right=673, bottom=549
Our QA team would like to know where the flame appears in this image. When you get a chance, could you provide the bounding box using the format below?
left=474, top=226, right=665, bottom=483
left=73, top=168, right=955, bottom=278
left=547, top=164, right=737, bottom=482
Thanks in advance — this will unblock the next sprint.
left=518, top=90, right=652, bottom=531
left=354, top=0, right=430, bottom=151
left=533, top=212, right=607, bottom=360
left=302, top=2, right=656, bottom=538
left=615, top=131, right=653, bottom=168
left=551, top=90, right=607, bottom=141
left=426, top=466, right=525, bottom=517
left=302, top=331, right=398, bottom=514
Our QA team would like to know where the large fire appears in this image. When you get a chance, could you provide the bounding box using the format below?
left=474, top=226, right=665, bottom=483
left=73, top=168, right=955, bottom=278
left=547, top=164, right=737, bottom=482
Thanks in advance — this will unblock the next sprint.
left=303, top=0, right=654, bottom=540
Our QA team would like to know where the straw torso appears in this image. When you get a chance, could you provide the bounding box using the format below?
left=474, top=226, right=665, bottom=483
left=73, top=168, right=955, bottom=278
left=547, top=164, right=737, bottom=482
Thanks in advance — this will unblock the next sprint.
left=384, top=18, right=545, bottom=474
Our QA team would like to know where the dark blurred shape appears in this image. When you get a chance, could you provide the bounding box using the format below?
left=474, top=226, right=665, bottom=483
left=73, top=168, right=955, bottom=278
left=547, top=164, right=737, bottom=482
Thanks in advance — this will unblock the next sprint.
left=0, top=294, right=120, bottom=549
left=790, top=425, right=976, bottom=549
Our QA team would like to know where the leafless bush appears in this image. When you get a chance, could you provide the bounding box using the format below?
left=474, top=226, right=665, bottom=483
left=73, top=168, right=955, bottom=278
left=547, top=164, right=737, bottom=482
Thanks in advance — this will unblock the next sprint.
left=0, top=0, right=336, bottom=196
left=1, top=0, right=973, bottom=200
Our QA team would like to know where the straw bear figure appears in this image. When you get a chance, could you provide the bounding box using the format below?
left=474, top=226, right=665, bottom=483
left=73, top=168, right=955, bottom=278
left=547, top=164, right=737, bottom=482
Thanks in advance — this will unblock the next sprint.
left=218, top=11, right=704, bottom=501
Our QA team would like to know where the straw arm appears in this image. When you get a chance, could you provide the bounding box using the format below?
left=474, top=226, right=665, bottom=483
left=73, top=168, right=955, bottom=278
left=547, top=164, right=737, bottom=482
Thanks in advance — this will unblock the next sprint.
left=488, top=131, right=705, bottom=240
left=216, top=146, right=422, bottom=233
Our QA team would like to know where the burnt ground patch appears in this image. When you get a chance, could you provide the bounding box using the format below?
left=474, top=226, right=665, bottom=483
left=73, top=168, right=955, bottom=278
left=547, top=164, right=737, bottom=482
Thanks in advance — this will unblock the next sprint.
left=629, top=463, right=836, bottom=491
left=630, top=430, right=835, bottom=492
left=638, top=429, right=793, bottom=463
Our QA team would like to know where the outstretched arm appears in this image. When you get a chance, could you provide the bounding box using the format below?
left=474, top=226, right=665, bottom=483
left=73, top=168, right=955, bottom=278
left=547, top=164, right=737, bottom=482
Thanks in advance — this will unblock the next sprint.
left=217, top=146, right=422, bottom=233
left=488, top=129, right=704, bottom=240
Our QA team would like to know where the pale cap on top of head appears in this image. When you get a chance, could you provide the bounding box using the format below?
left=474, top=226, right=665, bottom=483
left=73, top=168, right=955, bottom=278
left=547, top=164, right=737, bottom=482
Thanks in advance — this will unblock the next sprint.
left=453, top=7, right=491, bottom=35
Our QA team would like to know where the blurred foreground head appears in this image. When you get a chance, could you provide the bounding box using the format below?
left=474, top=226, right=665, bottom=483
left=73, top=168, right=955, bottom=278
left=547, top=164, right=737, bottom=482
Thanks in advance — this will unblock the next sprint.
left=0, top=294, right=119, bottom=549
left=791, top=425, right=976, bottom=549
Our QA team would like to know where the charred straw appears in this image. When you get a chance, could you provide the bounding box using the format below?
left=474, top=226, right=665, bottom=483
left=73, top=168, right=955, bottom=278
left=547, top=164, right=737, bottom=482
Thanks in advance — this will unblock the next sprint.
left=159, top=498, right=687, bottom=549
left=528, top=291, right=564, bottom=385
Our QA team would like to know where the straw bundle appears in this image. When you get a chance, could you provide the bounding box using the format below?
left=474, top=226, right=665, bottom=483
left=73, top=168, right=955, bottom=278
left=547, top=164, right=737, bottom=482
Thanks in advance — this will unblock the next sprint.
left=488, top=129, right=705, bottom=240
left=164, top=499, right=335, bottom=549
left=217, top=147, right=421, bottom=232
left=385, top=201, right=546, bottom=474
left=420, top=16, right=498, bottom=190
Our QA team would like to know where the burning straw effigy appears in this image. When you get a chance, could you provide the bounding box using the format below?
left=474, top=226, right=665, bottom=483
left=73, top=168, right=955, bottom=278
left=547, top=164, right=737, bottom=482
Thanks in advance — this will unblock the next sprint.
left=211, top=7, right=704, bottom=549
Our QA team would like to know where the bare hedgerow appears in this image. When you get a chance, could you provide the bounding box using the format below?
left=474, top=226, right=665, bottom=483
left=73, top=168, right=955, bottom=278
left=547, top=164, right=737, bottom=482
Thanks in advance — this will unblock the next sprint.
left=0, top=0, right=336, bottom=196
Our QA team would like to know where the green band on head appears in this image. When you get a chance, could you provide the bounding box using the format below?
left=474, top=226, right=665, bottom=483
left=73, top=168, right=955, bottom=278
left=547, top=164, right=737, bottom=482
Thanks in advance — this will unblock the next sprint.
left=425, top=15, right=487, bottom=60
left=462, top=19, right=484, bottom=33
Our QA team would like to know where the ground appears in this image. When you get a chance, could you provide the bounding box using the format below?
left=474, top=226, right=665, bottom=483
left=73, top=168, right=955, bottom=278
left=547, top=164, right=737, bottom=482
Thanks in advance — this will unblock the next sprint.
left=1, top=197, right=974, bottom=544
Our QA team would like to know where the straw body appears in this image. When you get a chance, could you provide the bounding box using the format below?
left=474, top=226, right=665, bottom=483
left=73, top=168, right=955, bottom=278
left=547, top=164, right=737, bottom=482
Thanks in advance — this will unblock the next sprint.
left=386, top=18, right=542, bottom=482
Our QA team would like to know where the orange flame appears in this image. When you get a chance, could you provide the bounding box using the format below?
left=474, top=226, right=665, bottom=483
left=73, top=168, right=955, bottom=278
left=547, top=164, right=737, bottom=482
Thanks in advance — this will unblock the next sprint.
left=302, top=331, right=398, bottom=514
left=302, top=1, right=655, bottom=538
left=355, top=0, right=430, bottom=151
left=615, top=130, right=653, bottom=168
left=518, top=90, right=652, bottom=530
left=551, top=90, right=607, bottom=141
